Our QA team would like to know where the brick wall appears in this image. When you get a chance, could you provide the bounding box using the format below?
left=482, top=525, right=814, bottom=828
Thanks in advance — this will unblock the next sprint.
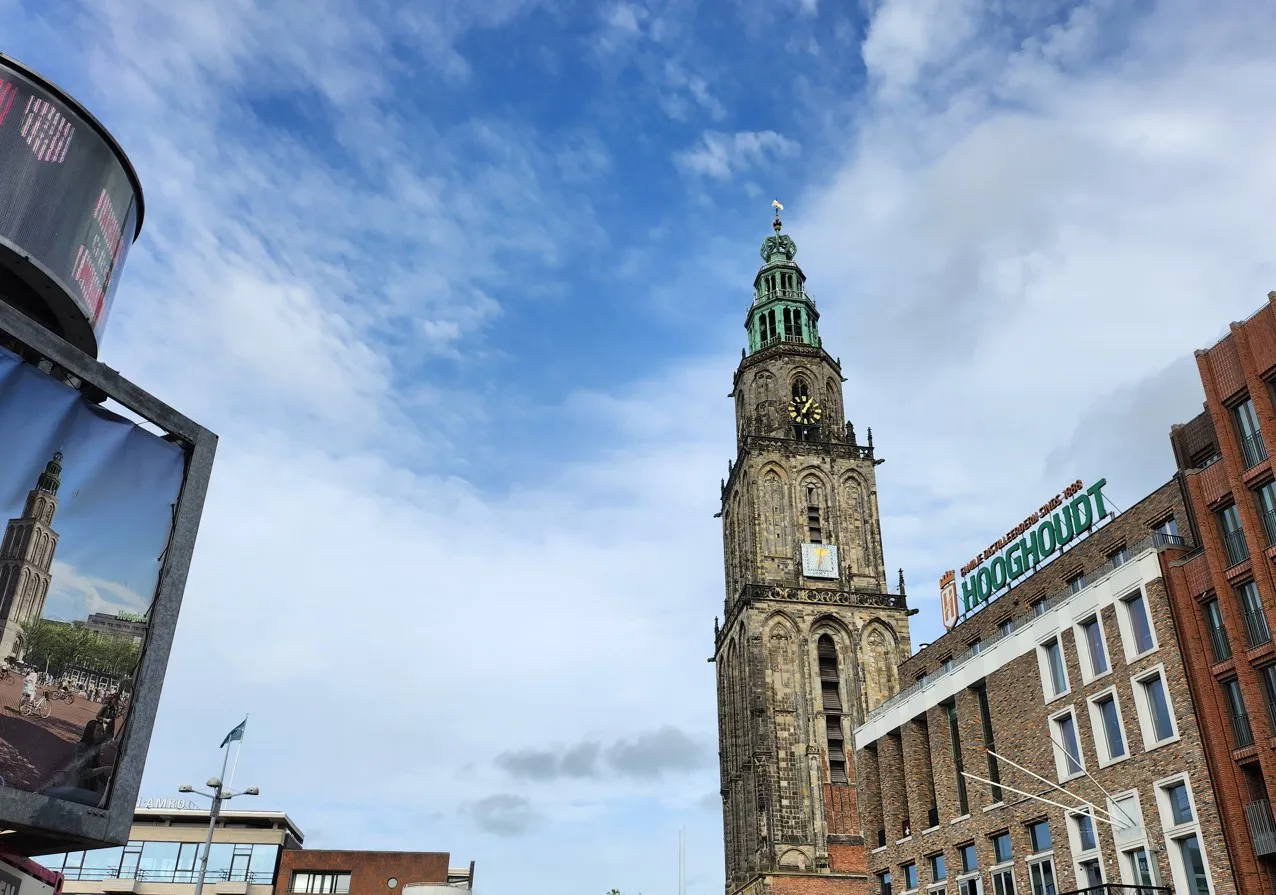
left=274, top=850, right=451, bottom=895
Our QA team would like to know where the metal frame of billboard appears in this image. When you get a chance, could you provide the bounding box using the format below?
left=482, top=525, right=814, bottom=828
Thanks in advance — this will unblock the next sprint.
left=0, top=298, right=216, bottom=856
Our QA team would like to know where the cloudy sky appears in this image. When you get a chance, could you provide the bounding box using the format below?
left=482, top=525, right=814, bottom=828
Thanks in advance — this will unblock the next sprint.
left=7, top=0, right=1276, bottom=892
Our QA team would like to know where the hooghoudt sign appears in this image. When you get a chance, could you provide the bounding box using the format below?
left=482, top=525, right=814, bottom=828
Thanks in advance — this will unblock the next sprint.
left=939, top=479, right=1111, bottom=629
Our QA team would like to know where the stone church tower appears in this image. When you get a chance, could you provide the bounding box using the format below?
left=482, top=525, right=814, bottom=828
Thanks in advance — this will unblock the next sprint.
left=0, top=452, right=62, bottom=659
left=714, top=211, right=912, bottom=895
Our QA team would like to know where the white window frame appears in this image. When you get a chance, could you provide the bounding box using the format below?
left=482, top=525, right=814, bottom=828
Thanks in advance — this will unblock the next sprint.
left=1154, top=773, right=1215, bottom=895
left=1073, top=611, right=1112, bottom=682
left=1115, top=586, right=1159, bottom=661
left=1036, top=634, right=1071, bottom=703
left=1086, top=686, right=1131, bottom=767
left=989, top=864, right=1016, bottom=895
left=1121, top=845, right=1160, bottom=889
left=1131, top=663, right=1181, bottom=750
left=1025, top=853, right=1056, bottom=895
left=1108, top=790, right=1157, bottom=887
left=1048, top=707, right=1086, bottom=782
left=956, top=874, right=981, bottom=895
left=1067, top=810, right=1104, bottom=889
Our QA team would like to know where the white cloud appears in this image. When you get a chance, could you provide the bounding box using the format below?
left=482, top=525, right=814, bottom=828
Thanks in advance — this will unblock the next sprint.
left=675, top=130, right=800, bottom=180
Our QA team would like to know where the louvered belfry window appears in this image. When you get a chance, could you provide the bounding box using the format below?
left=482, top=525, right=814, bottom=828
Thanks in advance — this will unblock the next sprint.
left=818, top=635, right=849, bottom=783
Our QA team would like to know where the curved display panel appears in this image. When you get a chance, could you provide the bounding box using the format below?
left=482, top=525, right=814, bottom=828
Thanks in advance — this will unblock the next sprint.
left=0, top=56, right=143, bottom=356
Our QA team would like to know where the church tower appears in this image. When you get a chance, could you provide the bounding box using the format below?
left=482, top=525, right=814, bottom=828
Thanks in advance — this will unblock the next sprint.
left=714, top=208, right=912, bottom=894
left=0, top=452, right=63, bottom=659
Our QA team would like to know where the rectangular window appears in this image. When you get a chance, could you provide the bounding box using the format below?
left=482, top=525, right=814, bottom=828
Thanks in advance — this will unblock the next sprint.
left=1078, top=859, right=1103, bottom=889
left=1238, top=580, right=1272, bottom=647
left=1067, top=574, right=1084, bottom=595
left=1108, top=545, right=1131, bottom=567
left=1123, top=590, right=1156, bottom=655
left=1028, top=821, right=1051, bottom=853
left=291, top=873, right=352, bottom=895
left=1079, top=616, right=1108, bottom=677
left=992, top=832, right=1013, bottom=864
left=991, top=869, right=1015, bottom=895
left=975, top=684, right=1002, bottom=802
left=930, top=854, right=947, bottom=882
left=959, top=844, right=977, bottom=874
left=1257, top=481, right=1276, bottom=545
left=1174, top=834, right=1210, bottom=895
left=880, top=872, right=893, bottom=895
left=904, top=863, right=919, bottom=891
left=1139, top=671, right=1177, bottom=744
left=1218, top=503, right=1249, bottom=566
left=1027, top=859, right=1056, bottom=895
left=1032, top=600, right=1048, bottom=617
left=1094, top=693, right=1127, bottom=762
left=1051, top=711, right=1083, bottom=778
left=1073, top=812, right=1097, bottom=852
left=941, top=656, right=954, bottom=673
left=1164, top=781, right=1194, bottom=826
left=998, top=619, right=1014, bottom=638
left=958, top=878, right=981, bottom=895
left=1204, top=598, right=1232, bottom=662
left=1260, top=665, right=1276, bottom=734
left=1125, top=848, right=1155, bottom=887
left=946, top=701, right=969, bottom=816
left=1234, top=397, right=1267, bottom=469
left=1224, top=677, right=1254, bottom=748
left=969, top=638, right=982, bottom=656
left=1042, top=639, right=1068, bottom=697
left=1155, top=516, right=1180, bottom=542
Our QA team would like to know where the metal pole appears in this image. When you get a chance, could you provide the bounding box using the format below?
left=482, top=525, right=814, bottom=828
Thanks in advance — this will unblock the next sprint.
left=193, top=747, right=231, bottom=895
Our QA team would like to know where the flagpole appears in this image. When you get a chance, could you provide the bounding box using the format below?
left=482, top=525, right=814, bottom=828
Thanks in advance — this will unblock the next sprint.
left=192, top=743, right=232, bottom=895
left=227, top=714, right=247, bottom=791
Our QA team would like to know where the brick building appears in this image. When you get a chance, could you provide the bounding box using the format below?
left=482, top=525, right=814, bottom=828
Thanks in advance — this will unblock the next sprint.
left=1165, top=290, right=1276, bottom=895
left=714, top=214, right=913, bottom=895
left=853, top=479, right=1234, bottom=895
left=36, top=806, right=475, bottom=894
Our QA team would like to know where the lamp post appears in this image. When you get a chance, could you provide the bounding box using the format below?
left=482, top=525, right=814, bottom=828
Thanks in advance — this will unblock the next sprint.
left=178, top=770, right=259, bottom=895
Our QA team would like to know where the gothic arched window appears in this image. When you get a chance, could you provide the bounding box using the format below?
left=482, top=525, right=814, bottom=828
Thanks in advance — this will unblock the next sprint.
left=792, top=378, right=810, bottom=401
left=763, top=471, right=791, bottom=556
left=817, top=635, right=849, bottom=783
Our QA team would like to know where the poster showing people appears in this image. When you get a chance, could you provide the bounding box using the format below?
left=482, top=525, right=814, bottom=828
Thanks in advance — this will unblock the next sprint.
left=0, top=343, right=183, bottom=807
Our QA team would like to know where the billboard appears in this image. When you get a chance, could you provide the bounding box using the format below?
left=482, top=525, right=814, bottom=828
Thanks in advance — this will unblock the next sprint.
left=0, top=55, right=143, bottom=357
left=0, top=300, right=215, bottom=855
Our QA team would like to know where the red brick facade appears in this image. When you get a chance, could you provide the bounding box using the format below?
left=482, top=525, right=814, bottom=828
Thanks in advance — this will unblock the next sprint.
left=1167, top=290, right=1276, bottom=895
left=274, top=850, right=459, bottom=895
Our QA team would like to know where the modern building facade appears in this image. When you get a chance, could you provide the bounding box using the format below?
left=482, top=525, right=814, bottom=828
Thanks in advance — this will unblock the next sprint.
left=853, top=479, right=1234, bottom=895
left=34, top=807, right=475, bottom=894
left=1166, top=289, right=1276, bottom=895
left=714, top=212, right=913, bottom=895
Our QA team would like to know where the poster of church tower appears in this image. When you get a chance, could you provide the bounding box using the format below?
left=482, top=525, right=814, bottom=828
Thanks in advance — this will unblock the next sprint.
left=0, top=344, right=185, bottom=805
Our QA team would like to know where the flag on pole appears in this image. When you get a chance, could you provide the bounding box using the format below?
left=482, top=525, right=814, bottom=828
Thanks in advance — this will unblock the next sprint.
left=220, top=718, right=247, bottom=748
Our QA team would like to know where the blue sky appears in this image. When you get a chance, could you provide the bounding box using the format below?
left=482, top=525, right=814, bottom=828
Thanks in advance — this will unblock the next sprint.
left=0, top=347, right=183, bottom=620
left=6, top=1, right=1276, bottom=893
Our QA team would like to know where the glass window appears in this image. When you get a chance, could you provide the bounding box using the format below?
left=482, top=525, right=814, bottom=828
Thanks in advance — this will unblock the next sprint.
left=1257, top=481, right=1276, bottom=545
left=1261, top=665, right=1276, bottom=733
left=1079, top=859, right=1103, bottom=888
left=1238, top=581, right=1271, bottom=647
left=1125, top=592, right=1155, bottom=654
left=992, top=832, right=1013, bottom=864
left=1234, top=398, right=1267, bottom=468
left=1142, top=673, right=1176, bottom=743
left=958, top=878, right=981, bottom=895
left=992, top=869, right=1015, bottom=895
left=1033, top=600, right=1049, bottom=617
left=1068, top=575, right=1084, bottom=595
left=904, top=863, right=919, bottom=890
left=1029, top=821, right=1051, bottom=853
left=969, top=639, right=982, bottom=656
left=139, top=842, right=180, bottom=879
left=1043, top=640, right=1068, bottom=696
left=1096, top=694, right=1127, bottom=760
left=946, top=701, right=969, bottom=816
left=941, top=656, right=954, bottom=673
left=1126, top=848, right=1155, bottom=887
left=880, top=872, right=893, bottom=895
left=998, top=620, right=1014, bottom=637
left=959, top=845, right=977, bottom=873
left=206, top=844, right=234, bottom=876
left=1155, top=517, right=1179, bottom=540
left=1218, top=504, right=1249, bottom=566
left=1054, top=712, right=1083, bottom=777
left=1176, top=834, right=1210, bottom=895
left=292, top=873, right=352, bottom=895
left=1224, top=677, right=1254, bottom=747
left=85, top=847, right=122, bottom=879
left=1074, top=813, right=1097, bottom=851
left=1028, top=859, right=1056, bottom=895
left=1109, top=546, right=1130, bottom=567
left=1204, top=598, right=1231, bottom=662
left=930, top=854, right=947, bottom=881
left=249, top=845, right=280, bottom=880
left=1080, top=617, right=1108, bottom=675
left=1166, top=782, right=1194, bottom=826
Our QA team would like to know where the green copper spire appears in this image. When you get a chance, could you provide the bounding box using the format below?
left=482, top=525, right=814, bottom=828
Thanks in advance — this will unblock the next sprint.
left=744, top=200, right=820, bottom=354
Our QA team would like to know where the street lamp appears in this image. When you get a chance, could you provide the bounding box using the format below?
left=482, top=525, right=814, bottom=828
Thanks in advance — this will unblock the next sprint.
left=179, top=773, right=259, bottom=895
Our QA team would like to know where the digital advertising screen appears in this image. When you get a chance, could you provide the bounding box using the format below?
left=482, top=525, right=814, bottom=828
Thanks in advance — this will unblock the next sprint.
left=0, top=56, right=142, bottom=355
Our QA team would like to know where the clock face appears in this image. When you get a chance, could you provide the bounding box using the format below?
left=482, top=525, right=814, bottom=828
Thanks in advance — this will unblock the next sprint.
left=788, top=397, right=822, bottom=426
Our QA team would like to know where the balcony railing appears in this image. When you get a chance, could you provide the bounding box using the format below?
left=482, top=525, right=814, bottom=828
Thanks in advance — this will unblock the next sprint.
left=1208, top=623, right=1233, bottom=662
left=60, top=868, right=275, bottom=884
left=1246, top=799, right=1276, bottom=856
left=1232, top=709, right=1256, bottom=748
left=1241, top=431, right=1269, bottom=469
left=1263, top=508, right=1276, bottom=547
left=1243, top=609, right=1272, bottom=648
left=1223, top=529, right=1250, bottom=566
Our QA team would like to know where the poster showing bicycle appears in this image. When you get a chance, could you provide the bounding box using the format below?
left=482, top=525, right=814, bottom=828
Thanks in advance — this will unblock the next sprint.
left=0, top=343, right=183, bottom=807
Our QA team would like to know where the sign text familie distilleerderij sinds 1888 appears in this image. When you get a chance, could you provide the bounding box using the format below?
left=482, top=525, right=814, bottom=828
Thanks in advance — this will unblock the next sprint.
left=958, top=478, right=1110, bottom=615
